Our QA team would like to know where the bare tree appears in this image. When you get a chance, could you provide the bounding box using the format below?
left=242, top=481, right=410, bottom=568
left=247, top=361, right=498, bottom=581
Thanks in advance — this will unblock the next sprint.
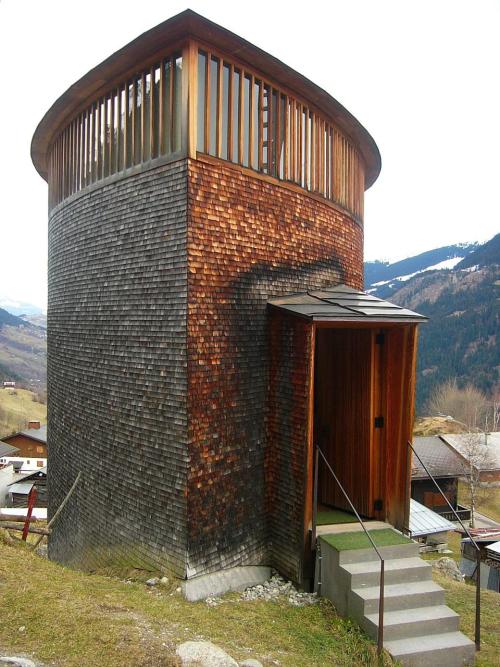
left=427, top=379, right=489, bottom=430
left=455, top=431, right=495, bottom=528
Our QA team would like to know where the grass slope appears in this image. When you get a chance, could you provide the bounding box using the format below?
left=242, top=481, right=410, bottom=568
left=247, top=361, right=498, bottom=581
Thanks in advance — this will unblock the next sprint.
left=0, top=534, right=498, bottom=666
left=0, top=536, right=393, bottom=667
left=0, top=387, right=47, bottom=437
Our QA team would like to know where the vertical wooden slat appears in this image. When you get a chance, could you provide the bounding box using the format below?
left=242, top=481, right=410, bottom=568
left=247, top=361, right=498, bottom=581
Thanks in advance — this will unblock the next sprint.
left=159, top=62, right=165, bottom=155
left=204, top=52, right=210, bottom=154
left=187, top=43, right=198, bottom=159
left=249, top=75, right=255, bottom=169
left=69, top=122, right=73, bottom=195
left=268, top=87, right=273, bottom=174
left=140, top=73, right=146, bottom=163
left=149, top=66, right=155, bottom=159
left=288, top=95, right=292, bottom=180
left=170, top=57, right=175, bottom=151
left=283, top=96, right=289, bottom=180
left=305, top=108, right=310, bottom=190
left=276, top=92, right=282, bottom=177
left=116, top=87, right=122, bottom=172
left=258, top=80, right=263, bottom=169
left=311, top=113, right=316, bottom=192
left=238, top=71, right=244, bottom=165
left=296, top=102, right=301, bottom=184
left=217, top=60, right=223, bottom=158
left=96, top=98, right=102, bottom=177
left=63, top=128, right=67, bottom=198
left=131, top=81, right=136, bottom=165
left=109, top=92, right=114, bottom=173
left=228, top=63, right=234, bottom=162
left=77, top=115, right=82, bottom=191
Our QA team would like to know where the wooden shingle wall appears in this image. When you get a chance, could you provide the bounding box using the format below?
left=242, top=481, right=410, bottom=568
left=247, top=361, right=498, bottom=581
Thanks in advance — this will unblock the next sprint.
left=47, top=161, right=189, bottom=574
left=186, top=158, right=363, bottom=579
left=267, top=313, right=313, bottom=583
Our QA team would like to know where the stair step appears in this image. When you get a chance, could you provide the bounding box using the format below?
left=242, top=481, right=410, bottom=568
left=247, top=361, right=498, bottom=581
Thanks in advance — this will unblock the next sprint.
left=337, top=541, right=420, bottom=564
left=363, top=605, right=459, bottom=641
left=384, top=631, right=476, bottom=667
left=342, top=557, right=432, bottom=587
left=351, top=580, right=445, bottom=613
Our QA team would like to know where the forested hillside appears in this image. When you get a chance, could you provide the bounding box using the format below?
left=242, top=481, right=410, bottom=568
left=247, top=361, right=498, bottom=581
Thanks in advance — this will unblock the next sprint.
left=365, top=234, right=500, bottom=412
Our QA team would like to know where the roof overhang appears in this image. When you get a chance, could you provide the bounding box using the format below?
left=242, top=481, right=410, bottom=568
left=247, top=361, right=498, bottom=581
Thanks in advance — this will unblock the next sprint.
left=268, top=284, right=428, bottom=324
left=31, top=9, right=381, bottom=187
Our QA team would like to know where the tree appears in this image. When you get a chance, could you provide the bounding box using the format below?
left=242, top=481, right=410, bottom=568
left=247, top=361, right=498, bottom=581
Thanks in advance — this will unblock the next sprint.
left=426, top=379, right=498, bottom=527
left=426, top=378, right=489, bottom=430
left=455, top=431, right=495, bottom=528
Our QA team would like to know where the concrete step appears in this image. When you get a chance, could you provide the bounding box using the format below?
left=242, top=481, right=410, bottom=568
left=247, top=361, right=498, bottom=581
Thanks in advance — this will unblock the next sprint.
left=337, top=540, right=420, bottom=564
left=384, top=631, right=476, bottom=667
left=363, top=604, right=459, bottom=641
left=342, top=556, right=432, bottom=588
left=350, top=580, right=445, bottom=614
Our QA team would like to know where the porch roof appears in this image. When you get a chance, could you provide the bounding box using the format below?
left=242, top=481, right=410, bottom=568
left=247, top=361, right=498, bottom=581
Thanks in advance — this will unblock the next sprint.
left=268, top=284, right=427, bottom=323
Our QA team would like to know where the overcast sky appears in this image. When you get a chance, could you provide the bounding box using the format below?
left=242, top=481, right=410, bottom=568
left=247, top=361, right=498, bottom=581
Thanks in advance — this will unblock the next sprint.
left=1, top=0, right=498, bottom=310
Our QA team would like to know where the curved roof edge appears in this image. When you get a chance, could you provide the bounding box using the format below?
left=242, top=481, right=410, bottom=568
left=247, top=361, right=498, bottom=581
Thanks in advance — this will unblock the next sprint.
left=31, top=9, right=381, bottom=187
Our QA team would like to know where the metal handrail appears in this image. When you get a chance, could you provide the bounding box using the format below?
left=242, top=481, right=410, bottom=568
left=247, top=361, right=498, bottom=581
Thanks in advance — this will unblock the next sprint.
left=408, top=440, right=481, bottom=651
left=315, top=446, right=385, bottom=655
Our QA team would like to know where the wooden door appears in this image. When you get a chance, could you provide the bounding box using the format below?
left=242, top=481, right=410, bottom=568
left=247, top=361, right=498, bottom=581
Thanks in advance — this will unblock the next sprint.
left=314, top=328, right=375, bottom=518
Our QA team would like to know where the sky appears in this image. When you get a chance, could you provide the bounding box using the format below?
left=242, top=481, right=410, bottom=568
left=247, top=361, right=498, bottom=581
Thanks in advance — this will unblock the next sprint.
left=0, top=0, right=499, bottom=310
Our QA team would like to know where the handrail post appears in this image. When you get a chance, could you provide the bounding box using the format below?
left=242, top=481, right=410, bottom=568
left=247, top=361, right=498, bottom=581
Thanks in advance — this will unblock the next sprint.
left=475, top=548, right=481, bottom=650
left=316, top=447, right=384, bottom=655
left=312, top=445, right=319, bottom=550
left=408, top=440, right=481, bottom=652
left=378, top=559, right=384, bottom=655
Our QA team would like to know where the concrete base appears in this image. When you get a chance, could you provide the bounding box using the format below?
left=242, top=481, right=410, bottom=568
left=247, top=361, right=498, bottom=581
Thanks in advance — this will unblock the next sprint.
left=182, top=565, right=271, bottom=602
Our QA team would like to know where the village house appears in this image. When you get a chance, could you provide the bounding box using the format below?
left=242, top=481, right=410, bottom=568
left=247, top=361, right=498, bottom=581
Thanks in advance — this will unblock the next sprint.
left=411, top=435, right=471, bottom=522
left=0, top=422, right=47, bottom=473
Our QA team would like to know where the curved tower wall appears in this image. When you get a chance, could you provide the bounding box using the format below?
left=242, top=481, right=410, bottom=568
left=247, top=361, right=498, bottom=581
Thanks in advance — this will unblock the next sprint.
left=48, top=162, right=189, bottom=573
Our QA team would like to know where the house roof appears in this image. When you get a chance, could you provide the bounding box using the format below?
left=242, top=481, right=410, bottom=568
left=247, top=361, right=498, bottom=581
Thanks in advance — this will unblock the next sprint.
left=8, top=481, right=35, bottom=495
left=411, top=436, right=466, bottom=480
left=0, top=442, right=20, bottom=457
left=31, top=10, right=381, bottom=188
left=486, top=541, right=500, bottom=558
left=440, top=432, right=500, bottom=471
left=3, top=425, right=47, bottom=445
left=268, top=284, right=427, bottom=323
left=408, top=499, right=455, bottom=537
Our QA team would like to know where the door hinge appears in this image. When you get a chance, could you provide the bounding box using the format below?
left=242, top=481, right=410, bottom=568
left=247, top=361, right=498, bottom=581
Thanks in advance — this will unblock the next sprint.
left=375, top=333, right=385, bottom=344
left=374, top=416, right=384, bottom=428
left=374, top=498, right=383, bottom=511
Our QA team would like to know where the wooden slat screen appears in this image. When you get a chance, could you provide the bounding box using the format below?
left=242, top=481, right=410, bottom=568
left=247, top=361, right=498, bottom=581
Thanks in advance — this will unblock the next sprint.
left=48, top=53, right=183, bottom=209
left=195, top=48, right=364, bottom=220
left=47, top=44, right=365, bottom=220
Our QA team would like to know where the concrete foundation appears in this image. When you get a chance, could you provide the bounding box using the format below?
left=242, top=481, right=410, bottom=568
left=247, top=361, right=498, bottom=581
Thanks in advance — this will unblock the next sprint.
left=182, top=565, right=271, bottom=602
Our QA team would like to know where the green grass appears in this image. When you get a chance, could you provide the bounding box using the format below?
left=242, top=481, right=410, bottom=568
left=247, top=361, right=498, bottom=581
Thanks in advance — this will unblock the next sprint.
left=0, top=387, right=46, bottom=437
left=0, top=535, right=394, bottom=667
left=317, top=509, right=358, bottom=525
left=434, top=571, right=500, bottom=667
left=320, top=529, right=412, bottom=551
left=420, top=530, right=463, bottom=562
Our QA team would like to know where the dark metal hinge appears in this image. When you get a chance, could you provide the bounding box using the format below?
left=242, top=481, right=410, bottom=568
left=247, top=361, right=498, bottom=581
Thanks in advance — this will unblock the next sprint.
left=374, top=416, right=384, bottom=428
left=375, top=333, right=385, bottom=344
left=374, top=498, right=383, bottom=511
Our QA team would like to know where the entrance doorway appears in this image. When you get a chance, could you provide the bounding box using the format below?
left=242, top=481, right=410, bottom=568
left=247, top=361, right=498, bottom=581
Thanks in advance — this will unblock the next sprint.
left=314, top=327, right=385, bottom=521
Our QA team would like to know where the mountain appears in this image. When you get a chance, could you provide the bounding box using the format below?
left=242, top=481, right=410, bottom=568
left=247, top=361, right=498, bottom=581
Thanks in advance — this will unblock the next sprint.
left=0, top=306, right=46, bottom=388
left=365, top=235, right=500, bottom=413
left=365, top=242, right=478, bottom=298
left=0, top=295, right=44, bottom=318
